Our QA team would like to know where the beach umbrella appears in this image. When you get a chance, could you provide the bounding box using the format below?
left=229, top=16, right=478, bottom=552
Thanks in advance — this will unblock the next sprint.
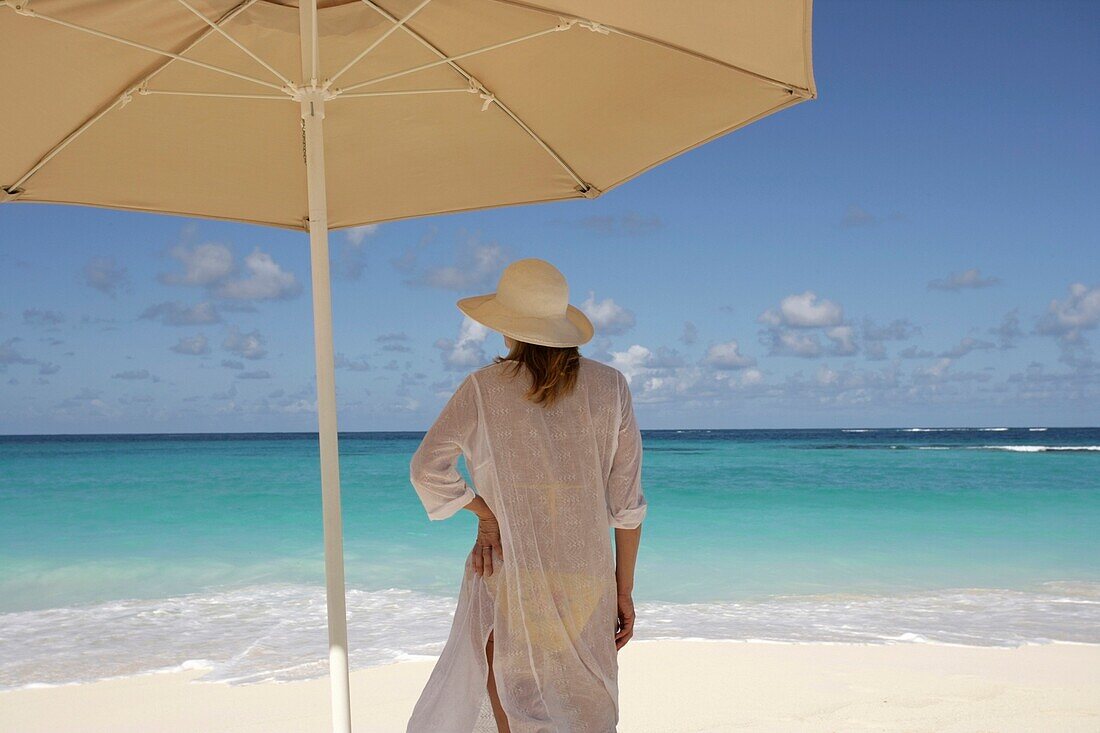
left=0, top=1, right=815, bottom=729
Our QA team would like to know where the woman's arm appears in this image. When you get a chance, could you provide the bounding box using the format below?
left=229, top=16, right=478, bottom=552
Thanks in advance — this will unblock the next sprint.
left=614, top=526, right=642, bottom=594
left=614, top=525, right=641, bottom=650
left=606, top=371, right=647, bottom=530
left=607, top=371, right=646, bottom=649
left=409, top=375, right=479, bottom=521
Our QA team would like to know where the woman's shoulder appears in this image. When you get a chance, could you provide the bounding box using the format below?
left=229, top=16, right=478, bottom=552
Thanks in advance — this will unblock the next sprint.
left=578, top=356, right=626, bottom=385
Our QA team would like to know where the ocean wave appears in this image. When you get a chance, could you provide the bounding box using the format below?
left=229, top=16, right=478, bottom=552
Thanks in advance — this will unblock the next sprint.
left=980, top=445, right=1100, bottom=453
left=638, top=582, right=1100, bottom=647
left=806, top=443, right=1099, bottom=452
left=900, top=427, right=1010, bottom=432
left=3, top=582, right=1099, bottom=690
left=900, top=427, right=971, bottom=432
left=0, top=586, right=458, bottom=690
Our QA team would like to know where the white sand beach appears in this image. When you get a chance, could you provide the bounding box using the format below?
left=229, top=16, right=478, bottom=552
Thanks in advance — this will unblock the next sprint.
left=2, top=640, right=1097, bottom=732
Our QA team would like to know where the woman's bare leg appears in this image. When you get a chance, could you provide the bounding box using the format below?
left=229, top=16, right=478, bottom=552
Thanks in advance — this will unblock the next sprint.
left=486, top=631, right=510, bottom=732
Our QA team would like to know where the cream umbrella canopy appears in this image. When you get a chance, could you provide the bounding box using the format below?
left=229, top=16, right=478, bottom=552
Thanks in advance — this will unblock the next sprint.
left=0, top=0, right=815, bottom=729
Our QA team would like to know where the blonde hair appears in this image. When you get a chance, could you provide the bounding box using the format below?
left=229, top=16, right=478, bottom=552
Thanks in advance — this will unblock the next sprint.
left=494, top=340, right=580, bottom=407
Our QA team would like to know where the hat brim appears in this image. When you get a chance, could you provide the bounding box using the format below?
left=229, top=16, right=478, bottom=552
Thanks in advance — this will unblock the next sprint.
left=456, top=293, right=594, bottom=348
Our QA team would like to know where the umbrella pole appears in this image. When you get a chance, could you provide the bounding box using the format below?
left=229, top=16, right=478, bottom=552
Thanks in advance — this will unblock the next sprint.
left=298, top=1, right=352, bottom=729
left=302, top=95, right=353, bottom=732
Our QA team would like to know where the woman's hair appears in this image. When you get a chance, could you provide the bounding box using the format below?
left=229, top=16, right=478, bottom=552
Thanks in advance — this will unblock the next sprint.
left=494, top=339, right=581, bottom=407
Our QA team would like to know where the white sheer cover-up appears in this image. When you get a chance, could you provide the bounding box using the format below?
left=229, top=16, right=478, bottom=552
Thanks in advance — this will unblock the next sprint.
left=407, top=356, right=647, bottom=732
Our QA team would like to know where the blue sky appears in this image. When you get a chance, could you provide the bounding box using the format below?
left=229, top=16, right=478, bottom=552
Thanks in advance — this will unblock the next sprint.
left=2, top=1, right=1098, bottom=433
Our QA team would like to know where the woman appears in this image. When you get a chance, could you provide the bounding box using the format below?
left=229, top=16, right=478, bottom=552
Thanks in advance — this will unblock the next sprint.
left=407, top=258, right=647, bottom=733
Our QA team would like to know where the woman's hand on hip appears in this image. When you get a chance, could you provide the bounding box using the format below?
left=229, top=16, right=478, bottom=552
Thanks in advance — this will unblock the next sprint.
left=615, top=593, right=635, bottom=651
left=471, top=511, right=502, bottom=577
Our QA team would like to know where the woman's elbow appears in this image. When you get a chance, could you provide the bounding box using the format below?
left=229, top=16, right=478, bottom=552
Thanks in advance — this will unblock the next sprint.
left=608, top=503, right=647, bottom=530
left=408, top=446, right=430, bottom=486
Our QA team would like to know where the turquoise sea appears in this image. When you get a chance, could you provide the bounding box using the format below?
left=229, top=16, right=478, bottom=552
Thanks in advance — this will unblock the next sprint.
left=1, top=428, right=1098, bottom=688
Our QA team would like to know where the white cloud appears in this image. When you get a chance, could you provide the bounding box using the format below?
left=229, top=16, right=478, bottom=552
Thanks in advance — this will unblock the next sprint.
left=160, top=243, right=234, bottom=287
left=378, top=332, right=409, bottom=343
left=22, top=309, right=64, bottom=327
left=378, top=332, right=412, bottom=353
left=602, top=342, right=765, bottom=405
left=215, top=248, right=301, bottom=301
left=0, top=338, right=35, bottom=366
left=170, top=334, right=210, bottom=355
left=54, top=388, right=114, bottom=418
left=841, top=204, right=875, bottom=228
left=989, top=309, right=1023, bottom=350
left=140, top=301, right=221, bottom=326
left=825, top=325, right=858, bottom=355
left=680, top=321, right=698, bottom=346
left=581, top=292, right=636, bottom=335
left=763, top=329, right=822, bottom=358
left=928, top=268, right=1000, bottom=292
left=861, top=319, right=919, bottom=360
left=608, top=344, right=653, bottom=384
left=908, top=357, right=990, bottom=385
left=159, top=242, right=300, bottom=301
left=739, top=368, right=764, bottom=387
left=111, top=369, right=152, bottom=381
left=759, top=291, right=844, bottom=329
left=816, top=365, right=840, bottom=386
left=336, top=226, right=379, bottom=281
left=345, top=224, right=379, bottom=245
left=703, top=340, right=756, bottom=370
left=223, top=326, right=267, bottom=360
left=83, top=256, right=129, bottom=297
left=758, top=292, right=856, bottom=358
left=1036, top=283, right=1100, bottom=343
left=408, top=239, right=506, bottom=291
left=434, top=317, right=490, bottom=370
left=939, top=336, right=995, bottom=359
left=899, top=345, right=935, bottom=359
left=335, top=354, right=371, bottom=372
left=862, top=318, right=920, bottom=342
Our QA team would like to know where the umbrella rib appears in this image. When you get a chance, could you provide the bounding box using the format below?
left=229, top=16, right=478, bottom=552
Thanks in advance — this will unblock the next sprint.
left=325, top=0, right=433, bottom=90
left=334, top=23, right=564, bottom=95
left=481, top=0, right=814, bottom=97
left=3, top=0, right=262, bottom=195
left=173, top=0, right=295, bottom=88
left=338, top=87, right=473, bottom=98
left=10, top=4, right=286, bottom=93
left=140, top=89, right=292, bottom=101
left=352, top=0, right=590, bottom=192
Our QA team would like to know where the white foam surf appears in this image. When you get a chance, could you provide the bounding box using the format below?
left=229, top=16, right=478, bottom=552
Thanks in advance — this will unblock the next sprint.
left=2, top=582, right=1098, bottom=690
left=981, top=445, right=1100, bottom=452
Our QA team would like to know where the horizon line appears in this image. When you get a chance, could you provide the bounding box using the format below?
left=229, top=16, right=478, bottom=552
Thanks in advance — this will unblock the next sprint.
left=1, top=425, right=1095, bottom=439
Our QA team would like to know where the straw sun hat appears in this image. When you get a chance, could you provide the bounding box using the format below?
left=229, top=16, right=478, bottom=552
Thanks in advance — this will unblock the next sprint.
left=457, top=259, right=594, bottom=348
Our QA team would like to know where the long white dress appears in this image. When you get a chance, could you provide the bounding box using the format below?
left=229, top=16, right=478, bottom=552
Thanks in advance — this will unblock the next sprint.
left=407, top=356, right=647, bottom=733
